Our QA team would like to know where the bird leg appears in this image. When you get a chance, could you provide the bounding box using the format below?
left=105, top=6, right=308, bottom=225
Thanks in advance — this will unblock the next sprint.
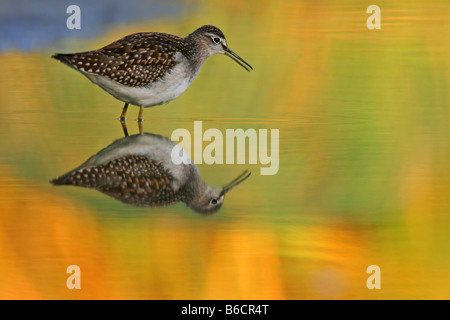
left=137, top=105, right=144, bottom=122
left=119, top=103, right=129, bottom=121
left=120, top=119, right=129, bottom=137
left=138, top=119, right=144, bottom=135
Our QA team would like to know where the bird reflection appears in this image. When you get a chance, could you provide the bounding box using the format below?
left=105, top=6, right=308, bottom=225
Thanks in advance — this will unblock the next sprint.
left=51, top=122, right=250, bottom=214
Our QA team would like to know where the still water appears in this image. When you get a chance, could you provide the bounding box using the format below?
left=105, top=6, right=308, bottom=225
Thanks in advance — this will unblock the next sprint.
left=0, top=0, right=449, bottom=299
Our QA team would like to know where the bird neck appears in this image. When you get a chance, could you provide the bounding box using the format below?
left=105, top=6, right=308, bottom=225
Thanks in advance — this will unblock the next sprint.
left=182, top=172, right=209, bottom=206
left=184, top=34, right=211, bottom=69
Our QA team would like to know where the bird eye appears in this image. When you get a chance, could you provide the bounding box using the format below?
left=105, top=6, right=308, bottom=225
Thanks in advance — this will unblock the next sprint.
left=213, top=37, right=221, bottom=44
left=210, top=198, right=218, bottom=205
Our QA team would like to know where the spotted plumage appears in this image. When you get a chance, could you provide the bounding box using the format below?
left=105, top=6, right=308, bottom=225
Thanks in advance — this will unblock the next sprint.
left=50, top=132, right=251, bottom=214
left=52, top=25, right=253, bottom=120
left=54, top=33, right=189, bottom=87
left=51, top=155, right=185, bottom=207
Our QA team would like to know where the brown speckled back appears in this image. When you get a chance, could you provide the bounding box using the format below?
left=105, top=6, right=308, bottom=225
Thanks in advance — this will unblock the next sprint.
left=53, top=32, right=194, bottom=87
left=51, top=154, right=186, bottom=207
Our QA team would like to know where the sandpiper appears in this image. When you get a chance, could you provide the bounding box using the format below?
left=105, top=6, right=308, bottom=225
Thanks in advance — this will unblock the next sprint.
left=52, top=25, right=253, bottom=121
left=50, top=129, right=251, bottom=214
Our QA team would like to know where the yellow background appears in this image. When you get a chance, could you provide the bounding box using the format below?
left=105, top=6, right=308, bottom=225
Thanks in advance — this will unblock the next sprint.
left=0, top=0, right=449, bottom=299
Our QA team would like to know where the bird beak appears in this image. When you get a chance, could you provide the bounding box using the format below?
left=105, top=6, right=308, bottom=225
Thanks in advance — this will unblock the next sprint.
left=221, top=170, right=252, bottom=195
left=224, top=47, right=253, bottom=71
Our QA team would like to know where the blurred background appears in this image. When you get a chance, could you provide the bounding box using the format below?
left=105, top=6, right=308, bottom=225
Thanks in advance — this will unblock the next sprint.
left=0, top=0, right=449, bottom=299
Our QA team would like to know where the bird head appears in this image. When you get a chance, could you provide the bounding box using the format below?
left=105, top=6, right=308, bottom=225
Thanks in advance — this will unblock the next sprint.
left=187, top=170, right=251, bottom=214
left=190, top=25, right=253, bottom=71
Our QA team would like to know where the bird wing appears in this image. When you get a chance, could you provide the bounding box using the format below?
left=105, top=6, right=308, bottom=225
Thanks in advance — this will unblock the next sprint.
left=51, top=155, right=184, bottom=207
left=54, top=32, right=190, bottom=87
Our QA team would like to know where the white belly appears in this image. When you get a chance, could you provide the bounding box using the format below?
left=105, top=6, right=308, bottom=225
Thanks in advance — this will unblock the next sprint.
left=86, top=53, right=200, bottom=107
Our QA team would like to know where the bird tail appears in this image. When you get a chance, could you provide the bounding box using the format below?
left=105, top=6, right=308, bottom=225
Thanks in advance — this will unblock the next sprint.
left=50, top=166, right=107, bottom=188
left=50, top=174, right=73, bottom=186
left=51, top=53, right=76, bottom=67
left=50, top=168, right=83, bottom=186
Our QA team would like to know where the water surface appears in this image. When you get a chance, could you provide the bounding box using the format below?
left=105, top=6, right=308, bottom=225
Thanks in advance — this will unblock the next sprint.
left=0, top=0, right=449, bottom=299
